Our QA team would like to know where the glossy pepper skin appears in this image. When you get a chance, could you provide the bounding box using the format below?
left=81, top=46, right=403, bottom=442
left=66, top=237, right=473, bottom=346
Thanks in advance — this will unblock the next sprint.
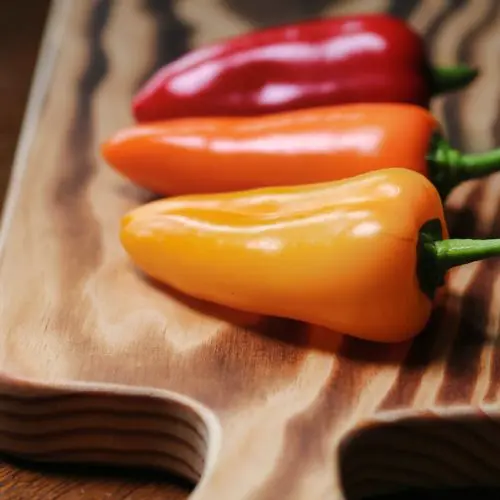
left=132, top=14, right=477, bottom=122
left=123, top=168, right=500, bottom=343
left=102, top=103, right=500, bottom=199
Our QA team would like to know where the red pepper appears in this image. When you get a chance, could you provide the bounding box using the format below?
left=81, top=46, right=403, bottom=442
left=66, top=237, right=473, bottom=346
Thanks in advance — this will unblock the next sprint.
left=133, top=14, right=478, bottom=122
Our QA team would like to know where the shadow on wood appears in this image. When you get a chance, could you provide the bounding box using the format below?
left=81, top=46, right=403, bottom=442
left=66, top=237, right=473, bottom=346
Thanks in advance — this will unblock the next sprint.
left=340, top=411, right=500, bottom=499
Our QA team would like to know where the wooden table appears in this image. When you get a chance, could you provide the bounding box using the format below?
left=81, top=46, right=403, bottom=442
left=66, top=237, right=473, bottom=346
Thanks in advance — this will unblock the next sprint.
left=1, top=1, right=500, bottom=499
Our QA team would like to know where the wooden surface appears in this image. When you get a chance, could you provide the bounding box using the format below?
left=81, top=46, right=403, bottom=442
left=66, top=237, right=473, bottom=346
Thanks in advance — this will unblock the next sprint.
left=3, top=0, right=500, bottom=499
left=0, top=1, right=189, bottom=498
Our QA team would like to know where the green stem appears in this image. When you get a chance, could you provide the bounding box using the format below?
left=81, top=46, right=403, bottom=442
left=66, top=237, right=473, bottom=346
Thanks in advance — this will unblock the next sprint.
left=429, top=65, right=479, bottom=95
left=429, top=239, right=500, bottom=270
left=459, top=149, right=500, bottom=177
left=426, top=134, right=500, bottom=199
left=416, top=219, right=500, bottom=299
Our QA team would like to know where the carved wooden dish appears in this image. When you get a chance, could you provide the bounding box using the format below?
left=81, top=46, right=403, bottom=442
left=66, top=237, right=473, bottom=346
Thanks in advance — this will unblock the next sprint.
left=2, top=1, right=500, bottom=498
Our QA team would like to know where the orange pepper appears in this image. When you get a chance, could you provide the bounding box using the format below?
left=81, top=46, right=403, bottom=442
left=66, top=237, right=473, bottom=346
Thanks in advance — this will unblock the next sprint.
left=120, top=168, right=500, bottom=343
left=102, top=103, right=500, bottom=199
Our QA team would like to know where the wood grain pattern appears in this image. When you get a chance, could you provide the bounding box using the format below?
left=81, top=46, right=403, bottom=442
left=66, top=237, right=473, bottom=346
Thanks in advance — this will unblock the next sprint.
left=2, top=1, right=500, bottom=499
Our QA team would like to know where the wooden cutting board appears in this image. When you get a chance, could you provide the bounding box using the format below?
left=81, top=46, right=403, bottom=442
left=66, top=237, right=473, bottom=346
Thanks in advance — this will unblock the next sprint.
left=2, top=0, right=500, bottom=498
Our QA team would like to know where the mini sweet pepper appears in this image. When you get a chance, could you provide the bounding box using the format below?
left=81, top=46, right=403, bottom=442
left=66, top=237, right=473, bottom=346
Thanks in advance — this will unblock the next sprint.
left=102, top=103, right=500, bottom=199
left=133, top=14, right=477, bottom=121
left=120, top=168, right=500, bottom=343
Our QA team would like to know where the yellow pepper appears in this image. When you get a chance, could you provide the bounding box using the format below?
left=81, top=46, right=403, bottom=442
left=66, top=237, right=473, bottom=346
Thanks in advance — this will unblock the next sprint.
left=120, top=168, right=500, bottom=343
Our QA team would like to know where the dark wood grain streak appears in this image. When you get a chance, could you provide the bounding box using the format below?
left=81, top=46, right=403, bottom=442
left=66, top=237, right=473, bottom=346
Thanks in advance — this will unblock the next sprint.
left=472, top=200, right=500, bottom=403
left=483, top=348, right=500, bottom=401
left=434, top=176, right=490, bottom=405
left=140, top=0, right=192, bottom=85
left=0, top=426, right=201, bottom=454
left=15, top=449, right=201, bottom=476
left=51, top=0, right=108, bottom=364
left=378, top=313, right=444, bottom=410
left=256, top=338, right=409, bottom=497
left=222, top=0, right=340, bottom=28
left=252, top=363, right=339, bottom=500
left=437, top=0, right=495, bottom=239
left=443, top=0, right=498, bottom=150
left=430, top=0, right=468, bottom=148
left=0, top=409, right=206, bottom=441
left=437, top=259, right=493, bottom=404
left=1, top=389, right=206, bottom=417
left=387, top=0, right=419, bottom=19
left=421, top=0, right=466, bottom=51
left=298, top=0, right=343, bottom=20
left=128, top=1, right=193, bottom=209
left=446, top=189, right=483, bottom=239
left=0, top=392, right=209, bottom=448
left=52, top=0, right=108, bottom=268
left=54, top=0, right=110, bottom=201
left=492, top=54, right=500, bottom=149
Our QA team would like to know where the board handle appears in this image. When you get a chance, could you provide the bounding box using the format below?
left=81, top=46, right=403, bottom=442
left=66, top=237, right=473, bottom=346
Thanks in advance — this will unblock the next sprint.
left=0, top=373, right=349, bottom=499
left=0, top=374, right=221, bottom=491
left=3, top=375, right=500, bottom=499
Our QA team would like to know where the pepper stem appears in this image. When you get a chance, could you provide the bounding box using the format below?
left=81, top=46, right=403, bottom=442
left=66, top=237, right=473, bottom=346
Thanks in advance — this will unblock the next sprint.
left=426, top=134, right=500, bottom=199
left=459, top=149, right=500, bottom=178
left=428, top=239, right=500, bottom=271
left=416, top=219, right=500, bottom=299
left=429, top=65, right=479, bottom=95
